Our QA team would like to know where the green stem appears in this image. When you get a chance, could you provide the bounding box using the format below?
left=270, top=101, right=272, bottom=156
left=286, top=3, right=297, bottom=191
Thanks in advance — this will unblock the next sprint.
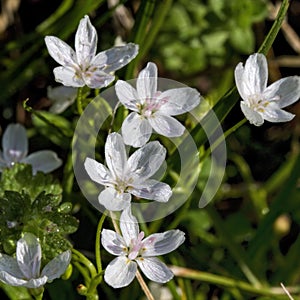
left=138, top=0, right=173, bottom=59
left=95, top=213, right=107, bottom=273
left=125, top=0, right=156, bottom=79
left=77, top=87, right=84, bottom=115
left=258, top=0, right=290, bottom=55
left=170, top=266, right=289, bottom=297
left=73, top=261, right=91, bottom=285
left=202, top=118, right=247, bottom=161
left=72, top=248, right=97, bottom=278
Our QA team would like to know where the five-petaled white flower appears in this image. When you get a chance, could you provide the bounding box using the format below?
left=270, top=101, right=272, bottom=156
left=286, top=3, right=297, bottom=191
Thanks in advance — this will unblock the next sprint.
left=0, top=124, right=62, bottom=174
left=45, top=15, right=138, bottom=89
left=101, top=208, right=185, bottom=288
left=115, top=62, right=201, bottom=147
left=235, top=53, right=300, bottom=126
left=84, top=132, right=172, bottom=211
left=0, top=233, right=71, bottom=288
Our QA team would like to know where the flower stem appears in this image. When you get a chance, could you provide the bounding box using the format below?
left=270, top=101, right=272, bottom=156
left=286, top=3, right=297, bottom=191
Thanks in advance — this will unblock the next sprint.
left=95, top=213, right=106, bottom=274
left=258, top=0, right=290, bottom=55
left=202, top=118, right=247, bottom=161
left=170, top=266, right=291, bottom=297
left=72, top=248, right=97, bottom=278
left=77, top=87, right=84, bottom=115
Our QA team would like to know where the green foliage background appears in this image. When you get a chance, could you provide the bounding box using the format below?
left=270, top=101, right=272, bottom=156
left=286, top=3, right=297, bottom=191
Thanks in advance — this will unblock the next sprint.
left=1, top=0, right=300, bottom=299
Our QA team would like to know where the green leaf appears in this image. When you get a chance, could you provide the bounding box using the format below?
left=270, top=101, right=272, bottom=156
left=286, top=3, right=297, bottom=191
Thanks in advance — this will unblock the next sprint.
left=0, top=164, right=62, bottom=202
left=31, top=110, right=73, bottom=149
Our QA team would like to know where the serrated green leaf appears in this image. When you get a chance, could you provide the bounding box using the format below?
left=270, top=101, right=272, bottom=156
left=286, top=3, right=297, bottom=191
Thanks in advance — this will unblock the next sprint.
left=45, top=213, right=79, bottom=234
left=0, top=164, right=62, bottom=201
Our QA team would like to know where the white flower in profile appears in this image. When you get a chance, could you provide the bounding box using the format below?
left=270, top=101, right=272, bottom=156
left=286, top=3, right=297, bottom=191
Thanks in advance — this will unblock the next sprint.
left=0, top=123, right=62, bottom=174
left=0, top=233, right=71, bottom=288
left=101, top=208, right=185, bottom=288
left=235, top=53, right=300, bottom=126
left=45, top=15, right=138, bottom=89
left=48, top=86, right=78, bottom=114
left=115, top=62, right=200, bottom=147
left=84, top=132, right=172, bottom=211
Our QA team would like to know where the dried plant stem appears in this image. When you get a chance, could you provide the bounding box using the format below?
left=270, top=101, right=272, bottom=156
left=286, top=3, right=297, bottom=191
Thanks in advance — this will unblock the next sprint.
left=135, top=270, right=154, bottom=300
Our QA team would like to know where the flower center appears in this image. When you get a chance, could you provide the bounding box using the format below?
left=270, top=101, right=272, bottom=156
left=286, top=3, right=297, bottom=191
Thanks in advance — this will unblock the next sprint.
left=139, top=91, right=169, bottom=117
left=248, top=94, right=270, bottom=113
left=128, top=231, right=145, bottom=260
left=6, top=149, right=23, bottom=165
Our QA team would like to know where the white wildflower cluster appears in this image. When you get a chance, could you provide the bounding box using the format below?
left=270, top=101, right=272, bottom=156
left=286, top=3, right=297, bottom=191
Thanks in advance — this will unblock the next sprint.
left=78, top=16, right=200, bottom=287
left=1, top=10, right=300, bottom=296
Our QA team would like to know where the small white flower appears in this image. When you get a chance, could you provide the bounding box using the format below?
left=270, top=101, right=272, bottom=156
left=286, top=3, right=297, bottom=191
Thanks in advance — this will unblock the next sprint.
left=84, top=132, right=172, bottom=211
left=0, top=123, right=62, bottom=174
left=48, top=86, right=78, bottom=114
left=0, top=233, right=71, bottom=288
left=235, top=53, right=300, bottom=126
left=115, top=62, right=200, bottom=147
left=101, top=208, right=185, bottom=288
left=45, top=15, right=138, bottom=89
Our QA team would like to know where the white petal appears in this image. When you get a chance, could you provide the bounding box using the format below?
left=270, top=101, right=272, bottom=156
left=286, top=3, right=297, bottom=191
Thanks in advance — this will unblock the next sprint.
left=159, top=87, right=200, bottom=116
left=45, top=36, right=77, bottom=67
left=16, top=233, right=41, bottom=279
left=240, top=102, right=264, bottom=126
left=104, top=256, right=137, bottom=288
left=41, top=250, right=71, bottom=281
left=84, top=157, right=112, bottom=186
left=22, top=150, right=62, bottom=175
left=101, top=229, right=127, bottom=256
left=2, top=124, right=28, bottom=163
left=75, top=15, right=97, bottom=66
left=105, top=133, right=127, bottom=179
left=82, top=69, right=115, bottom=89
left=0, top=254, right=22, bottom=278
left=115, top=80, right=140, bottom=111
left=0, top=271, right=47, bottom=288
left=121, top=112, right=152, bottom=147
left=137, top=62, right=158, bottom=101
left=98, top=187, right=131, bottom=211
left=130, top=179, right=172, bottom=202
left=0, top=271, right=28, bottom=286
left=53, top=66, right=85, bottom=87
left=127, top=141, right=166, bottom=180
left=148, top=114, right=185, bottom=137
left=120, top=207, right=139, bottom=246
left=141, top=230, right=185, bottom=257
left=48, top=86, right=77, bottom=114
left=244, top=53, right=268, bottom=94
left=262, top=103, right=295, bottom=123
left=23, top=276, right=48, bottom=288
left=136, top=257, right=173, bottom=283
left=91, top=43, right=139, bottom=72
left=264, top=76, right=300, bottom=108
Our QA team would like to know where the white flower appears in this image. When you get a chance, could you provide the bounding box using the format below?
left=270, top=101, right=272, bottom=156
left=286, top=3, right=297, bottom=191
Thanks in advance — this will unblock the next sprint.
left=84, top=132, right=172, bottom=211
left=0, top=233, right=71, bottom=288
left=101, top=208, right=185, bottom=288
left=45, top=15, right=138, bottom=89
left=235, top=53, right=300, bottom=126
left=48, top=86, right=78, bottom=114
left=115, top=62, right=200, bottom=147
left=0, top=123, right=62, bottom=174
